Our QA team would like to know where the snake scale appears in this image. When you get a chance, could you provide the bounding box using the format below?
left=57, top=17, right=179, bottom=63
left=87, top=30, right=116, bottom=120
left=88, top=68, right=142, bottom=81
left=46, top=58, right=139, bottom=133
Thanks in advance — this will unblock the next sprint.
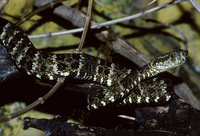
left=0, top=18, right=188, bottom=110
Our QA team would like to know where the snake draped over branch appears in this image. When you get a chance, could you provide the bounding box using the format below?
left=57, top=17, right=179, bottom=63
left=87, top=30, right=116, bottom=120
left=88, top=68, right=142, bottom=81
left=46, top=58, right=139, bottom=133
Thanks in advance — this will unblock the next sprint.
left=0, top=17, right=188, bottom=110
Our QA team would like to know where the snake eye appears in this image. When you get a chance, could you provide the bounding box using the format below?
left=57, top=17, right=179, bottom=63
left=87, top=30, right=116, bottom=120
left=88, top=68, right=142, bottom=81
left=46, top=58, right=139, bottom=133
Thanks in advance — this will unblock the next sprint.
left=169, top=52, right=175, bottom=58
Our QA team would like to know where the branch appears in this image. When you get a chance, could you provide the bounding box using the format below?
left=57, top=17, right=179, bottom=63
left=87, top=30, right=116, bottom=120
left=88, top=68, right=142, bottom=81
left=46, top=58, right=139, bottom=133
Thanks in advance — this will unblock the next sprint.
left=29, top=0, right=186, bottom=39
left=34, top=0, right=200, bottom=110
left=77, top=0, right=93, bottom=52
left=0, top=78, right=65, bottom=122
left=22, top=117, right=184, bottom=136
left=188, top=0, right=200, bottom=13
left=16, top=0, right=66, bottom=26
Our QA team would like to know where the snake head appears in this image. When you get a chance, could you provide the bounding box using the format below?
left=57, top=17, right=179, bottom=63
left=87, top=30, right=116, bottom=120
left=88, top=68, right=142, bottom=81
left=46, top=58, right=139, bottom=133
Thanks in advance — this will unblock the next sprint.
left=150, top=50, right=188, bottom=73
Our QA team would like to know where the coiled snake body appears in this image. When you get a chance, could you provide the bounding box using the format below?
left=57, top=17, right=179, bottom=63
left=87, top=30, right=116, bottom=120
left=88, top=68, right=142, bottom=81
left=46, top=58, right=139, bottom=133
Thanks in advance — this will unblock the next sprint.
left=0, top=18, right=188, bottom=110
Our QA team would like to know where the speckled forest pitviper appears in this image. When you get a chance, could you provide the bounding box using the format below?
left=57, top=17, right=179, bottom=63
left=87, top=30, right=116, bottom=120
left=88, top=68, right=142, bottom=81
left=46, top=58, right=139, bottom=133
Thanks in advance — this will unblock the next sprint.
left=0, top=17, right=188, bottom=110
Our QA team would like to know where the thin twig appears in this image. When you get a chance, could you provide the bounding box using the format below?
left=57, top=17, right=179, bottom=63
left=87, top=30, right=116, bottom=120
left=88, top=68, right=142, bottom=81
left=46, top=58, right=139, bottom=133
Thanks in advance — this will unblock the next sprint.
left=0, top=78, right=65, bottom=123
left=93, top=0, right=186, bottom=28
left=16, top=0, right=66, bottom=26
left=76, top=0, right=93, bottom=52
left=188, top=0, right=200, bottom=13
left=0, top=0, right=9, bottom=10
left=144, top=18, right=188, bottom=50
left=148, top=0, right=157, bottom=6
left=28, top=0, right=186, bottom=39
left=166, top=24, right=188, bottom=50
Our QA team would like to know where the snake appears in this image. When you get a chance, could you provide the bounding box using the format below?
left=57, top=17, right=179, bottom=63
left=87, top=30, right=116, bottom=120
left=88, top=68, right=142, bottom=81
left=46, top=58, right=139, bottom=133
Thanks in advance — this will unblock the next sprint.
left=0, top=17, right=188, bottom=110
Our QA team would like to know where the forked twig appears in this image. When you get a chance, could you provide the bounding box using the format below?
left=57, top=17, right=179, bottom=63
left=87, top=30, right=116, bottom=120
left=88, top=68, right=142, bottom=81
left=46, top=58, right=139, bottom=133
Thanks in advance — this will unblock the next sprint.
left=76, top=0, right=93, bottom=52
left=0, top=78, right=66, bottom=123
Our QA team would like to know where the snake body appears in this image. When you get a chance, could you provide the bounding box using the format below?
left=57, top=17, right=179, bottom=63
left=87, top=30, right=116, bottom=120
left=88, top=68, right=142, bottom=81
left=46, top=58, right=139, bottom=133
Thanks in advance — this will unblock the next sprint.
left=0, top=18, right=188, bottom=110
